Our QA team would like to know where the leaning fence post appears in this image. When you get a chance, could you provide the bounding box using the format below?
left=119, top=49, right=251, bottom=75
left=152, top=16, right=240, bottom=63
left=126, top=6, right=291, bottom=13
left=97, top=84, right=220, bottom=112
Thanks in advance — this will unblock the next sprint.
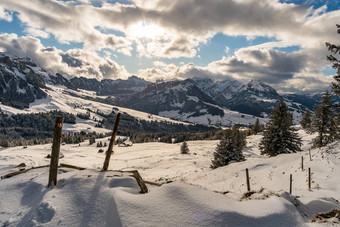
left=48, top=117, right=64, bottom=187
left=102, top=113, right=121, bottom=171
left=309, top=149, right=312, bottom=161
left=246, top=168, right=250, bottom=192
left=289, top=174, right=293, bottom=194
left=308, top=168, right=311, bottom=190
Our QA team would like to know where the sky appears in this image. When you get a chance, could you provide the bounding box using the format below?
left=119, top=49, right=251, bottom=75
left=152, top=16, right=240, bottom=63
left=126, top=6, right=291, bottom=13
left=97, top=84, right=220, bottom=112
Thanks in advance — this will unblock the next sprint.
left=0, top=0, right=339, bottom=93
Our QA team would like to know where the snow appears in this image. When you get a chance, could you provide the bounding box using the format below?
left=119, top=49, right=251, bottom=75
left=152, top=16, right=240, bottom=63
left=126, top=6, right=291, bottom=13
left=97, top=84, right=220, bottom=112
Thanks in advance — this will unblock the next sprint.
left=160, top=103, right=262, bottom=127
left=0, top=84, right=190, bottom=129
left=250, top=95, right=277, bottom=103
left=187, top=95, right=200, bottom=102
left=1, top=128, right=339, bottom=226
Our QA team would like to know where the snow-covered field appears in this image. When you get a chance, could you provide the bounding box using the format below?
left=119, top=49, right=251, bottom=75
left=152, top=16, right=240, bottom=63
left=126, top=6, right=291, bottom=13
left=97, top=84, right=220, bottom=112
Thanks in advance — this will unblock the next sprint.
left=1, top=129, right=339, bottom=226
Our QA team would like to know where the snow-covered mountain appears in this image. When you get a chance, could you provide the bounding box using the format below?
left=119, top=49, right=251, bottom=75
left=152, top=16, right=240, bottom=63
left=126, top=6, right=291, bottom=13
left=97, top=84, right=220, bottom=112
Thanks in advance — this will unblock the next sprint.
left=0, top=52, right=320, bottom=127
left=114, top=78, right=259, bottom=126
left=117, top=79, right=222, bottom=117
left=0, top=53, right=48, bottom=109
left=226, top=80, right=284, bottom=117
left=192, top=77, right=244, bottom=107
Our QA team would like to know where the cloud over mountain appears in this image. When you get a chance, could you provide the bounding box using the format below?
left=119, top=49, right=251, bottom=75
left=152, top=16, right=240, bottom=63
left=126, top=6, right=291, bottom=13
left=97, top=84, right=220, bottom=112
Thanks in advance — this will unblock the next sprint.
left=0, top=0, right=339, bottom=92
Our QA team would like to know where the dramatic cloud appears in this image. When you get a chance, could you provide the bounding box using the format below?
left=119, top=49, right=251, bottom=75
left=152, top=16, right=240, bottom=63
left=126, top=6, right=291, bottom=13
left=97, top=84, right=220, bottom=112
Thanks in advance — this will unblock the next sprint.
left=0, top=33, right=128, bottom=80
left=0, top=0, right=339, bottom=92
left=208, top=48, right=307, bottom=82
left=139, top=47, right=332, bottom=93
left=0, top=0, right=132, bottom=52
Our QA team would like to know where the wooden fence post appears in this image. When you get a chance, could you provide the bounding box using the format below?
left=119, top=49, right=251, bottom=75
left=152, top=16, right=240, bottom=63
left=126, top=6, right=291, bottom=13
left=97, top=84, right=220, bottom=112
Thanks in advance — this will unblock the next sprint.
left=308, top=168, right=311, bottom=190
left=246, top=168, right=250, bottom=192
left=48, top=117, right=64, bottom=187
left=289, top=174, right=292, bottom=194
left=102, top=113, right=121, bottom=171
left=309, top=149, right=312, bottom=161
left=301, top=156, right=304, bottom=171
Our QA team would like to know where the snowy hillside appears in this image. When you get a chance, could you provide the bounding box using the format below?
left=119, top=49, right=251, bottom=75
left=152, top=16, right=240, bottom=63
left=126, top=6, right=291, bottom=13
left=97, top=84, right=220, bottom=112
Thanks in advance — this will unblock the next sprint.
left=0, top=52, right=318, bottom=127
left=1, top=129, right=339, bottom=226
left=0, top=83, right=192, bottom=134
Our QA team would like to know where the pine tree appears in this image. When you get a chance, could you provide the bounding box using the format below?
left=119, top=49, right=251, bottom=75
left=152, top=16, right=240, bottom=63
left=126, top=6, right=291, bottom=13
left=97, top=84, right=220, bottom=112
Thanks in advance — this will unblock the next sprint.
left=232, top=125, right=247, bottom=150
left=180, top=141, right=190, bottom=154
left=89, top=136, right=96, bottom=145
left=211, top=128, right=245, bottom=169
left=300, top=109, right=312, bottom=130
left=311, top=91, right=338, bottom=148
left=259, top=102, right=302, bottom=156
left=251, top=118, right=263, bottom=135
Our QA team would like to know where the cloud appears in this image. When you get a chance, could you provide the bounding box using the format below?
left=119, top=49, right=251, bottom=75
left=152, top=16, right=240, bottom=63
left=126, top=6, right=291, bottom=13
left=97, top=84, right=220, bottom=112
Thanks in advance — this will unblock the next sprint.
left=152, top=0, right=308, bottom=36
left=140, top=47, right=332, bottom=93
left=0, top=33, right=129, bottom=80
left=0, top=0, right=339, bottom=92
left=163, top=37, right=197, bottom=58
left=0, top=0, right=132, bottom=52
left=0, top=33, right=64, bottom=73
left=225, top=46, right=230, bottom=54
left=0, top=5, right=12, bottom=22
left=207, top=48, right=307, bottom=82
left=1, top=0, right=339, bottom=58
left=24, top=27, right=50, bottom=39
left=206, top=47, right=333, bottom=93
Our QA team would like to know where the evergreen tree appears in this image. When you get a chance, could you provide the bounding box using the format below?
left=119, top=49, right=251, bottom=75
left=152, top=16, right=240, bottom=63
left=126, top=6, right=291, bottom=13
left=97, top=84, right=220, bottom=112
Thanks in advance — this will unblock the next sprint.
left=211, top=128, right=245, bottom=169
left=311, top=91, right=338, bottom=148
left=180, top=141, right=190, bottom=154
left=300, top=109, right=312, bottom=130
left=259, top=102, right=302, bottom=156
left=232, top=125, right=247, bottom=149
left=89, top=136, right=96, bottom=145
left=251, top=118, right=263, bottom=135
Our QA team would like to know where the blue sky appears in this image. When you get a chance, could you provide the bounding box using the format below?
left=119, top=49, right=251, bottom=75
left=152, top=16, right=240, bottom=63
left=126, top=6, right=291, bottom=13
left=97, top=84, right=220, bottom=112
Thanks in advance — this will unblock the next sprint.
left=0, top=0, right=339, bottom=93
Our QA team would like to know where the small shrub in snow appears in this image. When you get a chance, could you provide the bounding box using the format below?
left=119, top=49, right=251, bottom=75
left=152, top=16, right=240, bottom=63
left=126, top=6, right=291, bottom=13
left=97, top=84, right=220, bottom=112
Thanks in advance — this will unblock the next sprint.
left=180, top=141, right=190, bottom=154
left=89, top=136, right=96, bottom=145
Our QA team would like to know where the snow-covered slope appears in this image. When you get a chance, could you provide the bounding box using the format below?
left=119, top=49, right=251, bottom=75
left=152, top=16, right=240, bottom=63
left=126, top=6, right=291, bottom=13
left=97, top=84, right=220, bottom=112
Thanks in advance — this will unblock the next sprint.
left=1, top=129, right=339, bottom=226
left=193, top=77, right=244, bottom=105
left=0, top=83, right=192, bottom=135
left=0, top=53, right=47, bottom=108
left=118, top=79, right=261, bottom=127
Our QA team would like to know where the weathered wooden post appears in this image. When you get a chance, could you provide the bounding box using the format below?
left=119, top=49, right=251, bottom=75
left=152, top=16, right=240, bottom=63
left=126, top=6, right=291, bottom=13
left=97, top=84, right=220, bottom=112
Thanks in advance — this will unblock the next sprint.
left=102, top=113, right=121, bottom=171
left=308, top=168, right=311, bottom=190
left=48, top=117, right=64, bottom=187
left=309, top=149, right=312, bottom=161
left=289, top=174, right=292, bottom=194
left=246, top=168, right=250, bottom=192
left=301, top=156, right=304, bottom=171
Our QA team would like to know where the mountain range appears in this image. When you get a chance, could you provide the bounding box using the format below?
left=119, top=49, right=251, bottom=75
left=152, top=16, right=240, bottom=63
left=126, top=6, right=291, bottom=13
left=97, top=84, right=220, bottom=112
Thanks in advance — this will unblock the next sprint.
left=0, top=52, right=329, bottom=127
